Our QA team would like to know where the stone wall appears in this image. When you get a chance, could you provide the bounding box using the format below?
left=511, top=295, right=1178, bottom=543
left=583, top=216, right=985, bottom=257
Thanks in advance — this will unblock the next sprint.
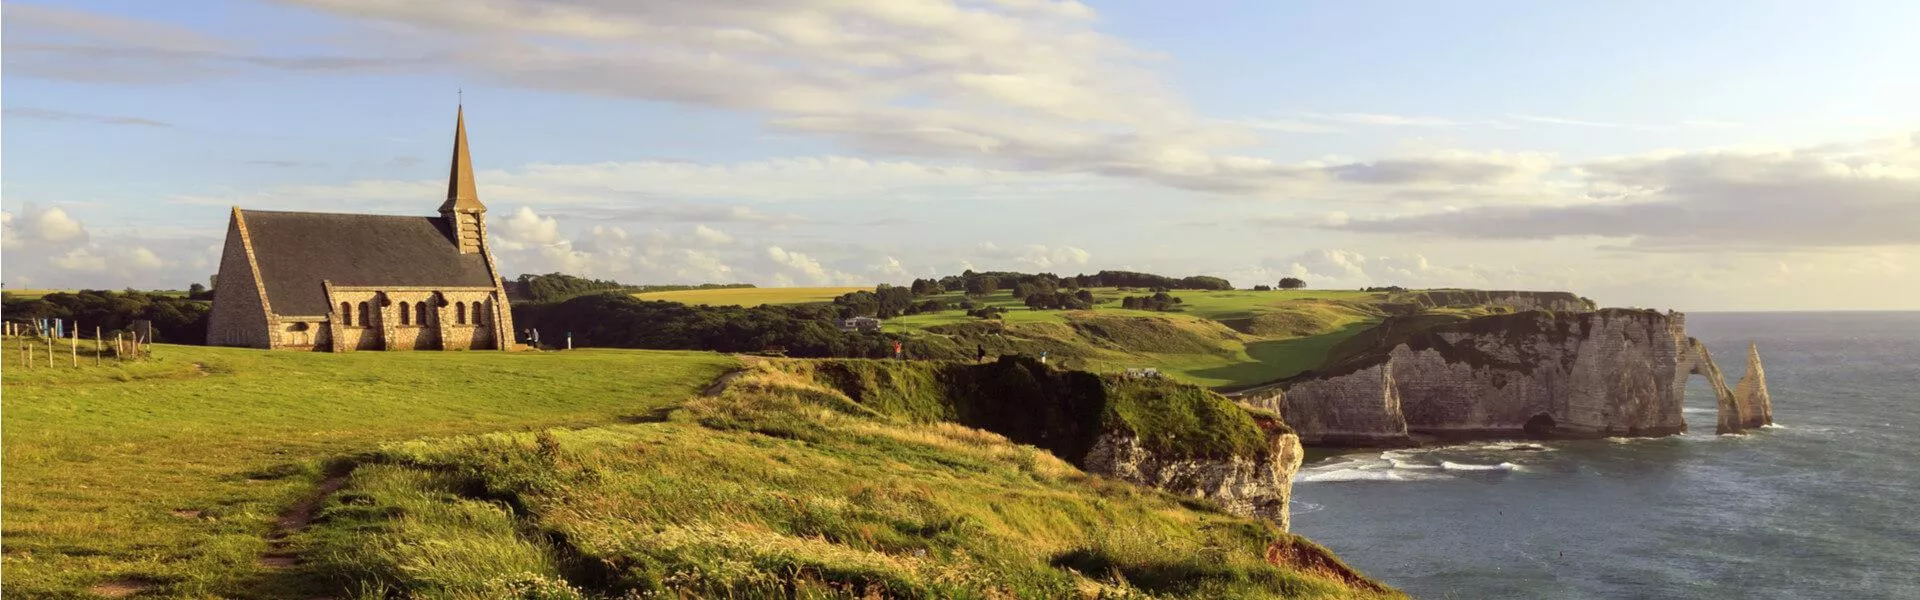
left=205, top=213, right=273, bottom=348
left=273, top=319, right=329, bottom=350
left=318, top=287, right=501, bottom=352
left=327, top=289, right=387, bottom=352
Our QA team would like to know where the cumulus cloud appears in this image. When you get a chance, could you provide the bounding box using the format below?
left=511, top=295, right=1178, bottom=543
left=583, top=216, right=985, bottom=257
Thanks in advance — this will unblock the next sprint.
left=1, top=205, right=216, bottom=289
left=1329, top=131, right=1920, bottom=250
left=478, top=207, right=900, bottom=286
left=690, top=224, right=735, bottom=245
left=971, top=242, right=1091, bottom=270
left=2, top=204, right=91, bottom=250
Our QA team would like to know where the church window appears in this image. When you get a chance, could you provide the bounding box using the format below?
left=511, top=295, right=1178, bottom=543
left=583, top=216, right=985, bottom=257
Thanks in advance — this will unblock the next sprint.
left=340, top=302, right=352, bottom=325
left=417, top=302, right=430, bottom=326
left=456, top=302, right=467, bottom=325
left=476, top=300, right=487, bottom=325
left=399, top=302, right=411, bottom=325
left=357, top=302, right=371, bottom=327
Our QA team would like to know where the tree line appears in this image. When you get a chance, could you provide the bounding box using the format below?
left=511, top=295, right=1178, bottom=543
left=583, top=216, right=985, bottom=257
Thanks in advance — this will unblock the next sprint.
left=509, top=273, right=756, bottom=303
left=830, top=269, right=1231, bottom=319
left=906, top=270, right=1232, bottom=297
left=511, top=294, right=903, bottom=357
left=1, top=289, right=211, bottom=344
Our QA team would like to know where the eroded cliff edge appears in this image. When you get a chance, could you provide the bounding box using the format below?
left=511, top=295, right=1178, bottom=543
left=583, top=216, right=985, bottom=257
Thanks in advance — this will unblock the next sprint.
left=1231, top=309, right=1773, bottom=445
left=748, top=356, right=1307, bottom=529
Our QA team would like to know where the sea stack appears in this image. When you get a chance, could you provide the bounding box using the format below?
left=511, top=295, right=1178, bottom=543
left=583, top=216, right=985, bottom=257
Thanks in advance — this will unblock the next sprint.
left=1734, top=343, right=1774, bottom=429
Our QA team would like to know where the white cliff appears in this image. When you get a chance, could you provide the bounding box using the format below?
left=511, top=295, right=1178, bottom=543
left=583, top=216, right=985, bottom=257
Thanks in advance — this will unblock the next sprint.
left=1239, top=309, right=1775, bottom=443
left=1083, top=425, right=1304, bottom=530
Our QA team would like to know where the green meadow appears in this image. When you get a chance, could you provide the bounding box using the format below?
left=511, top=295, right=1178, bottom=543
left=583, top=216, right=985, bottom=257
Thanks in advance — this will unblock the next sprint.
left=875, top=288, right=1389, bottom=389
left=0, top=340, right=1399, bottom=599
left=0, top=342, right=735, bottom=598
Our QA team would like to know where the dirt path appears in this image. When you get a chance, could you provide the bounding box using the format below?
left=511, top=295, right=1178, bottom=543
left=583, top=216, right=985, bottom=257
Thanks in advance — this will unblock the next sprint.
left=258, top=473, right=350, bottom=569
left=699, top=367, right=749, bottom=397
left=86, top=578, right=155, bottom=598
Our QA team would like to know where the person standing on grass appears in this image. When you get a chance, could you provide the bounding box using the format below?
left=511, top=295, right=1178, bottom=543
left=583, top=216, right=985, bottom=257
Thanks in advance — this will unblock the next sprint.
left=1040, top=350, right=1049, bottom=365
left=977, top=345, right=987, bottom=363
left=893, top=340, right=904, bottom=360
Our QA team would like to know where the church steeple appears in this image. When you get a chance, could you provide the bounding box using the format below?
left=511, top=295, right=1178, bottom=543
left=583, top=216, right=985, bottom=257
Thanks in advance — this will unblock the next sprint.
left=440, top=105, right=485, bottom=214
left=440, top=104, right=487, bottom=254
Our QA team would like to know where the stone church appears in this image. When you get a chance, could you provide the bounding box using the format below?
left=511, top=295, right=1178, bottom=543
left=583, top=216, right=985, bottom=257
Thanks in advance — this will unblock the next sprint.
left=206, top=107, right=516, bottom=351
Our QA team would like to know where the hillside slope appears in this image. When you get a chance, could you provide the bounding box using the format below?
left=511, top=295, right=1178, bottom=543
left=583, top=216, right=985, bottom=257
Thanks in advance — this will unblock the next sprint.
left=303, top=360, right=1397, bottom=599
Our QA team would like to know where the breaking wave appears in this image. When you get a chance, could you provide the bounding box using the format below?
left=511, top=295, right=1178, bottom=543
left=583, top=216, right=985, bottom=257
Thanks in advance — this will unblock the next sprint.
left=1440, top=461, right=1517, bottom=472
left=1299, top=467, right=1452, bottom=483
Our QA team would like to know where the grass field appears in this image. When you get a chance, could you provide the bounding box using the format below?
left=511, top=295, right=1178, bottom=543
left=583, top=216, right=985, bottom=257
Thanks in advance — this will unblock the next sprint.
left=869, top=288, right=1388, bottom=388
left=616, top=287, right=1555, bottom=389
left=0, top=341, right=736, bottom=598
left=0, top=338, right=1398, bottom=599
left=632, top=286, right=870, bottom=306
left=300, top=361, right=1398, bottom=599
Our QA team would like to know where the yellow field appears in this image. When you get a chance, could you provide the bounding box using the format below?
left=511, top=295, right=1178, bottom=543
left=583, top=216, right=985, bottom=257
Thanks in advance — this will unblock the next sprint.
left=632, top=286, right=868, bottom=306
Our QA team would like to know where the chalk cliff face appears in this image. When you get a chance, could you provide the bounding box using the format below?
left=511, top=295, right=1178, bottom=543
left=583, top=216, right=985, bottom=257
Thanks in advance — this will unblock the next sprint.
left=1255, top=362, right=1408, bottom=445
left=1240, top=309, right=1774, bottom=444
left=1083, top=423, right=1304, bottom=530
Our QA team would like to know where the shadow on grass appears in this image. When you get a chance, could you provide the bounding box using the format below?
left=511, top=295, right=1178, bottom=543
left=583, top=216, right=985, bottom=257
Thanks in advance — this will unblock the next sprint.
left=1194, top=321, right=1380, bottom=391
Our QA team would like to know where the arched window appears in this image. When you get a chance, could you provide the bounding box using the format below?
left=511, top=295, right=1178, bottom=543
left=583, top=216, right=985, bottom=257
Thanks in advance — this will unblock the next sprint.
left=417, top=302, right=430, bottom=326
left=398, top=301, right=411, bottom=325
left=475, top=300, right=487, bottom=325
left=456, top=302, right=467, bottom=325
left=357, top=302, right=371, bottom=327
left=340, top=302, right=352, bottom=325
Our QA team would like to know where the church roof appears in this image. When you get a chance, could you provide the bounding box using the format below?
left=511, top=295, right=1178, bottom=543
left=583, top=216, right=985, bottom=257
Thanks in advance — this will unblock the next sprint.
left=439, top=105, right=485, bottom=213
left=239, top=209, right=496, bottom=316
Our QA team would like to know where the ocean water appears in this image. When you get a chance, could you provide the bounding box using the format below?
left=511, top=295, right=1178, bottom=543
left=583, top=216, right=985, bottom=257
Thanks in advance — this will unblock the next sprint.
left=1290, top=312, right=1920, bottom=599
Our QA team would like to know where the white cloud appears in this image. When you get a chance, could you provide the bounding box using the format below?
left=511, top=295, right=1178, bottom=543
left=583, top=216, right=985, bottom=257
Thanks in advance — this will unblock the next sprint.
left=691, top=224, right=735, bottom=245
left=492, top=206, right=564, bottom=250
left=1505, top=114, right=1633, bottom=129
left=1330, top=130, right=1920, bottom=250
left=2, top=204, right=90, bottom=250
left=1298, top=112, right=1487, bottom=128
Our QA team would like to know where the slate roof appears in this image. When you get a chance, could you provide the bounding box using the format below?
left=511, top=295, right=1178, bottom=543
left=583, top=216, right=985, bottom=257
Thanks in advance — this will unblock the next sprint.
left=240, top=209, right=495, bottom=316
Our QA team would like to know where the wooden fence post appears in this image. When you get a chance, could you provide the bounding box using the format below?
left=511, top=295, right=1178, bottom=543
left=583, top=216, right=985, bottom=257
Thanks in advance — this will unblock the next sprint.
left=71, top=325, right=79, bottom=367
left=95, top=327, right=102, bottom=366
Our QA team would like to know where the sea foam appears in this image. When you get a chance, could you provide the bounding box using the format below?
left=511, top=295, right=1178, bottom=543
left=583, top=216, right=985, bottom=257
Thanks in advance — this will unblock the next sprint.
left=1440, top=460, right=1517, bottom=472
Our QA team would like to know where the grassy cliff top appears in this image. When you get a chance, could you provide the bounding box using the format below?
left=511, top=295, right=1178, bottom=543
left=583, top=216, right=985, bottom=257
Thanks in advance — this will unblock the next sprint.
left=1, top=343, right=1394, bottom=599
left=300, top=362, right=1396, bottom=599
left=626, top=286, right=1590, bottom=390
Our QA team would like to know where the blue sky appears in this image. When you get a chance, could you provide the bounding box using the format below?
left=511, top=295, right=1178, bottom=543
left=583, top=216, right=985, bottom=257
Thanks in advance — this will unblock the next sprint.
left=4, top=0, right=1918, bottom=309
